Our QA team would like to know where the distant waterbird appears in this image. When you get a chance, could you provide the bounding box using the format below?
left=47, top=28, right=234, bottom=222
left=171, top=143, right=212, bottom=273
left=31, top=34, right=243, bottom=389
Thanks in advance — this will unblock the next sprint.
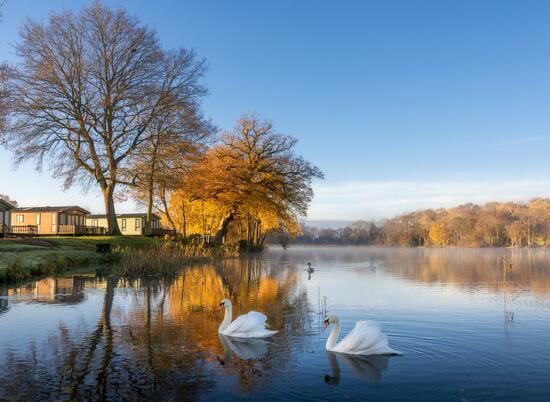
left=305, top=262, right=315, bottom=280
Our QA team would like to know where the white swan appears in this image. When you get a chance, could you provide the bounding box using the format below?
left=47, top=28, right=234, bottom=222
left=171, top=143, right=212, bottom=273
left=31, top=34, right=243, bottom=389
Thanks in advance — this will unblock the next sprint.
left=323, top=315, right=401, bottom=355
left=218, top=299, right=278, bottom=338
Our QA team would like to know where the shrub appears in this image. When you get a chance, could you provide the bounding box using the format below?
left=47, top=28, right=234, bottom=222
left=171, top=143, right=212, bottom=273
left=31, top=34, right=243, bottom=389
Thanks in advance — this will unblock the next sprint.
left=3, top=259, right=31, bottom=282
left=1, top=254, right=93, bottom=283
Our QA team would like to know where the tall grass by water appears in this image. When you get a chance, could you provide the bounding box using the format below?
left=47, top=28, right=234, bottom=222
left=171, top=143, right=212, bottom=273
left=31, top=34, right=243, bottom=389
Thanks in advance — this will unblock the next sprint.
left=112, top=241, right=240, bottom=278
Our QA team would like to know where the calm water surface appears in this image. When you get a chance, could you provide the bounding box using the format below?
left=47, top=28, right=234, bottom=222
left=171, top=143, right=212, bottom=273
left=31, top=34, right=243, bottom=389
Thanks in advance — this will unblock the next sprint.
left=1, top=246, right=549, bottom=401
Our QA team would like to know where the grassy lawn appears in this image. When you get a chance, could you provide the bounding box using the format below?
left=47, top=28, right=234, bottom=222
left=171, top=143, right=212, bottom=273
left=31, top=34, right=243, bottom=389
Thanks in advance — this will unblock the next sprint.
left=0, top=236, right=160, bottom=276
left=39, top=235, right=161, bottom=249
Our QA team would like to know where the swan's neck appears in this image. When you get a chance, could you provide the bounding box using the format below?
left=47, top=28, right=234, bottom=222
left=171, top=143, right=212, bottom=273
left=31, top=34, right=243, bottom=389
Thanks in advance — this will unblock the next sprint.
left=326, top=317, right=341, bottom=350
left=219, top=334, right=233, bottom=363
left=219, top=304, right=232, bottom=333
left=326, top=352, right=341, bottom=385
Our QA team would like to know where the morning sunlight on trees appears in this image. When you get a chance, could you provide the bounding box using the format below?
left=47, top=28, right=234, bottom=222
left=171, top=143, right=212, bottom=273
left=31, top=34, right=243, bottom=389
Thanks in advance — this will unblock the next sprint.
left=298, top=199, right=550, bottom=248
left=4, top=1, right=550, bottom=400
left=167, top=115, right=324, bottom=250
left=401, top=200, right=550, bottom=247
left=0, top=2, right=322, bottom=243
left=0, top=2, right=209, bottom=234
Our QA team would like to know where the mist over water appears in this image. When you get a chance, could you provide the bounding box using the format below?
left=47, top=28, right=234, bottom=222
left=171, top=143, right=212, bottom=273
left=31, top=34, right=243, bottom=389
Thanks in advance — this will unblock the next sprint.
left=0, top=246, right=549, bottom=401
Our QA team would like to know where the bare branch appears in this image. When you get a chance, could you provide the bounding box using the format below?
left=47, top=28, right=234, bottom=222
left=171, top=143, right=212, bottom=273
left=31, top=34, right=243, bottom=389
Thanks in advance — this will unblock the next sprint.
left=0, top=2, right=209, bottom=234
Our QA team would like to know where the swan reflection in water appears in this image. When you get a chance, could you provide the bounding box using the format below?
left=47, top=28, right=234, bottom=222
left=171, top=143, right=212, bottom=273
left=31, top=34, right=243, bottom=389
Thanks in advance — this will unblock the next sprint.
left=217, top=334, right=269, bottom=364
left=324, top=351, right=392, bottom=385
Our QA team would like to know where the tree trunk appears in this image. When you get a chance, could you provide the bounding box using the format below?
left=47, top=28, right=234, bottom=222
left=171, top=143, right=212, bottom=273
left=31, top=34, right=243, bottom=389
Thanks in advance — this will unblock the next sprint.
left=213, top=212, right=235, bottom=244
left=160, top=188, right=177, bottom=233
left=259, top=232, right=267, bottom=248
left=146, top=181, right=154, bottom=236
left=102, top=184, right=121, bottom=235
left=181, top=199, right=187, bottom=238
left=145, top=142, right=158, bottom=235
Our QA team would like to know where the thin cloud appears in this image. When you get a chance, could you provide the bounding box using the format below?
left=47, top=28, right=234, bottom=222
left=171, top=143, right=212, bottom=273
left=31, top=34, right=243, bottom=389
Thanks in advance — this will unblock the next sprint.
left=499, top=134, right=550, bottom=146
left=308, top=180, right=550, bottom=221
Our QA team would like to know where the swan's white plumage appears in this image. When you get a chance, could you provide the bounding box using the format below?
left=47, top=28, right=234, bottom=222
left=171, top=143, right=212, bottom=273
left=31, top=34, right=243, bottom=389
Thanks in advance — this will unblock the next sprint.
left=326, top=318, right=401, bottom=355
left=222, top=311, right=277, bottom=338
left=218, top=300, right=277, bottom=338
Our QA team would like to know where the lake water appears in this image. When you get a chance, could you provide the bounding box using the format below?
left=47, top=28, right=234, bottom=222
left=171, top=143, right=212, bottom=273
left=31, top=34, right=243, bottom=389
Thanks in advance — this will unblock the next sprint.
left=1, top=246, right=549, bottom=401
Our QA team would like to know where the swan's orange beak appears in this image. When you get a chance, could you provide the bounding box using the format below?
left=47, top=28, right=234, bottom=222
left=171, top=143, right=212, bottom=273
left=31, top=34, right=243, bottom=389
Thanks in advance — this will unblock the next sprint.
left=219, top=302, right=225, bottom=310
left=323, top=319, right=329, bottom=330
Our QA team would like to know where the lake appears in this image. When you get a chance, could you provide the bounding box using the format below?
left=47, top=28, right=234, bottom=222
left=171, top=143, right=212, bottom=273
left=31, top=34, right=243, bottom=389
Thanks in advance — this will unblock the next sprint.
left=1, top=246, right=549, bottom=401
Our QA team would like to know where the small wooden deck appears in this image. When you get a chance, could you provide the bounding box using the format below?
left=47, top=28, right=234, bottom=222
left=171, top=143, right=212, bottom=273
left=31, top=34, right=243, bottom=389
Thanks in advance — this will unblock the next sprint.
left=7, top=225, right=38, bottom=236
left=57, top=225, right=107, bottom=236
left=4, top=224, right=106, bottom=237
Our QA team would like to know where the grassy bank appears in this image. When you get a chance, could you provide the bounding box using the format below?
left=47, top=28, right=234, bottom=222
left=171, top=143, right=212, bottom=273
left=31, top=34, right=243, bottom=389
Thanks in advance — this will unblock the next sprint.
left=0, top=236, right=240, bottom=283
left=0, top=236, right=160, bottom=282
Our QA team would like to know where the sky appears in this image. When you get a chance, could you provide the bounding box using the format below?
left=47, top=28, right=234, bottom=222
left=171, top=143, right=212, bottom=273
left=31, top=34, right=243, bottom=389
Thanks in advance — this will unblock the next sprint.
left=2, top=0, right=550, bottom=222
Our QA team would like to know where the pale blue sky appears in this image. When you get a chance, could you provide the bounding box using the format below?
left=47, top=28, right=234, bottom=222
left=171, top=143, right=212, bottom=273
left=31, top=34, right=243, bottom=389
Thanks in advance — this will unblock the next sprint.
left=2, top=0, right=550, bottom=220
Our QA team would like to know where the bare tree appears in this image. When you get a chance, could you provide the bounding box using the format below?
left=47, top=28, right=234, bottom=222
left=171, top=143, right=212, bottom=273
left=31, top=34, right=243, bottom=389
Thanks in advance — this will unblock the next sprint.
left=0, top=64, right=7, bottom=134
left=0, top=1, right=5, bottom=22
left=0, top=2, right=208, bottom=234
left=125, top=105, right=214, bottom=233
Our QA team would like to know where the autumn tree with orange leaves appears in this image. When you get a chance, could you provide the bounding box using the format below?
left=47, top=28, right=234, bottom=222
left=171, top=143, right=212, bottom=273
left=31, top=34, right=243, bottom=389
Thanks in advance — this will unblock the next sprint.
left=169, top=116, right=323, bottom=249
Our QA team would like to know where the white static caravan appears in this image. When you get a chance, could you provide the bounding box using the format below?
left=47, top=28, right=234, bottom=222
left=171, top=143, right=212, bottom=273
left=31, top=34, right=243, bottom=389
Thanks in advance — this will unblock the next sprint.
left=0, top=199, right=16, bottom=237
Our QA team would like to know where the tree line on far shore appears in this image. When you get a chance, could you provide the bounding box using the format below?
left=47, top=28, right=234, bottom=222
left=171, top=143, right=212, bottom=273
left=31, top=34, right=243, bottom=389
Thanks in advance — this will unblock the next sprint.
left=294, top=199, right=550, bottom=247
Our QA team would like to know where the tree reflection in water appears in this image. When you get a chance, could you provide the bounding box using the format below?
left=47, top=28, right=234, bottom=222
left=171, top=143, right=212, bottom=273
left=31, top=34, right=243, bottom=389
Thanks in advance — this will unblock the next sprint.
left=365, top=247, right=550, bottom=296
left=0, top=255, right=309, bottom=400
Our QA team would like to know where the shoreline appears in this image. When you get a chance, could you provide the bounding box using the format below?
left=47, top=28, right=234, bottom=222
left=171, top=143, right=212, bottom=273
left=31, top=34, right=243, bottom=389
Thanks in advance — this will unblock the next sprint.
left=0, top=236, right=237, bottom=284
left=0, top=236, right=160, bottom=283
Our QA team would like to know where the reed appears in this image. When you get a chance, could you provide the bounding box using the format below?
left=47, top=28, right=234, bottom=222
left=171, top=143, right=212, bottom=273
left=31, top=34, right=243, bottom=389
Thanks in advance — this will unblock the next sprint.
left=112, top=241, right=239, bottom=278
